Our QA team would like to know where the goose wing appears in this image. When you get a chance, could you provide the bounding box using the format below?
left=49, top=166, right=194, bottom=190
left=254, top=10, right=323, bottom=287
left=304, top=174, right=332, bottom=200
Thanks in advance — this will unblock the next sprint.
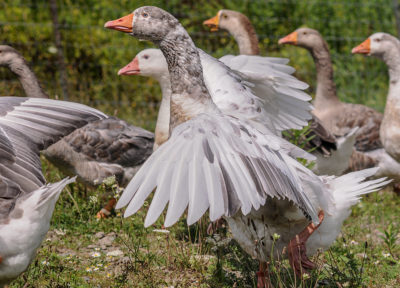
left=0, top=97, right=107, bottom=217
left=218, top=54, right=313, bottom=132
left=116, top=113, right=318, bottom=227
left=57, top=117, right=154, bottom=167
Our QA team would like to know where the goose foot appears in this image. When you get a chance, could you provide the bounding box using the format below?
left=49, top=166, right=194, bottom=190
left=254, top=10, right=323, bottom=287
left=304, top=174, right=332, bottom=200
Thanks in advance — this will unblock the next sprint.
left=206, top=218, right=226, bottom=235
left=288, top=210, right=325, bottom=277
left=96, top=198, right=117, bottom=219
left=256, top=261, right=270, bottom=288
left=393, top=183, right=400, bottom=196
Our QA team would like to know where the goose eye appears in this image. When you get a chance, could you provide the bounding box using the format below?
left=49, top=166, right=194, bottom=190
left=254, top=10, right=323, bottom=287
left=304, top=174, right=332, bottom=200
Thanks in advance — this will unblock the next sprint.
left=223, top=15, right=228, bottom=19
left=375, top=38, right=381, bottom=42
left=142, top=12, right=149, bottom=18
left=303, top=32, right=307, bottom=35
left=143, top=55, right=149, bottom=59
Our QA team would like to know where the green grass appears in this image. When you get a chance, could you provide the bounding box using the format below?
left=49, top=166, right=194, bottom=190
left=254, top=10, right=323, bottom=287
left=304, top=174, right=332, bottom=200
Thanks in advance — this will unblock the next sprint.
left=9, top=159, right=400, bottom=288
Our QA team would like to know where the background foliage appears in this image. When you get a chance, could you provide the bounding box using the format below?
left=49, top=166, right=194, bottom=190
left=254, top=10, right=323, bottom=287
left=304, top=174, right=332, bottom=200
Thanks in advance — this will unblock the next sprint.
left=0, top=0, right=398, bottom=132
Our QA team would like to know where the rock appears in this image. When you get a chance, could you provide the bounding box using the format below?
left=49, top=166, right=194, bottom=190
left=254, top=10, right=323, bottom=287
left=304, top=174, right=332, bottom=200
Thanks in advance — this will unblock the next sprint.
left=95, top=232, right=105, bottom=239
left=98, top=234, right=115, bottom=247
left=106, top=249, right=124, bottom=257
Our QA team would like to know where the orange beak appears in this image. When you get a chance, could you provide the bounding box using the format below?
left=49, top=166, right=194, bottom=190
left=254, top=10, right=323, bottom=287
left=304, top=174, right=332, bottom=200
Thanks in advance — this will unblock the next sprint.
left=352, top=38, right=371, bottom=54
left=104, top=13, right=133, bottom=33
left=203, top=13, right=220, bottom=32
left=278, top=31, right=298, bottom=45
left=118, top=57, right=140, bottom=75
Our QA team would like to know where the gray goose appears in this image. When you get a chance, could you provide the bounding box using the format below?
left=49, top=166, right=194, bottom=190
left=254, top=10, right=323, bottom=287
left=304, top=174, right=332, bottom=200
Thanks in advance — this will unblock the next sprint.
left=0, top=97, right=107, bottom=287
left=0, top=45, right=154, bottom=217
left=105, top=6, right=389, bottom=286
left=203, top=10, right=355, bottom=176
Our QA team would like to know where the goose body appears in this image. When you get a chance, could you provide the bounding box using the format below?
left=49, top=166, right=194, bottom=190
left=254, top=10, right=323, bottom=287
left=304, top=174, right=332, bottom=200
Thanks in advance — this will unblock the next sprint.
left=0, top=97, right=107, bottom=286
left=204, top=10, right=356, bottom=175
left=106, top=6, right=389, bottom=280
left=0, top=45, right=154, bottom=187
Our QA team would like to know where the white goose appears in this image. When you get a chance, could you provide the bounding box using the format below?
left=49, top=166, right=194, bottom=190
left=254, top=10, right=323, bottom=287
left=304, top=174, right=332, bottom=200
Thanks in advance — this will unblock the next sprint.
left=353, top=33, right=400, bottom=163
left=0, top=45, right=154, bottom=218
left=0, top=97, right=107, bottom=287
left=105, top=6, right=389, bottom=286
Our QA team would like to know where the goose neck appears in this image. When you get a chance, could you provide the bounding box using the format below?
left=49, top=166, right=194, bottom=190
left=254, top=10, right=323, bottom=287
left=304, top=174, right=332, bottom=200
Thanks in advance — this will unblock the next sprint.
left=159, top=25, right=218, bottom=129
left=383, top=49, right=400, bottom=91
left=230, top=23, right=259, bottom=55
left=9, top=57, right=48, bottom=99
left=309, top=43, right=339, bottom=109
left=154, top=74, right=172, bottom=149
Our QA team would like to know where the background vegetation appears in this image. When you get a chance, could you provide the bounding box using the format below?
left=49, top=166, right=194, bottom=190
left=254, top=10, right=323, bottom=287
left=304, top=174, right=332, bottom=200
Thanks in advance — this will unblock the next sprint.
left=1, top=0, right=400, bottom=287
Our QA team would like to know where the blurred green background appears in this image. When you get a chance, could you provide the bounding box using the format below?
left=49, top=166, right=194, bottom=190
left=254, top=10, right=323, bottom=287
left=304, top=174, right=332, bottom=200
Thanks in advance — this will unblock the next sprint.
left=0, top=0, right=397, bottom=132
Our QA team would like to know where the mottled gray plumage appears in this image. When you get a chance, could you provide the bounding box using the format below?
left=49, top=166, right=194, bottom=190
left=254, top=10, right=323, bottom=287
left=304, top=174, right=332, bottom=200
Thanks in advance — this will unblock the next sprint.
left=44, top=117, right=154, bottom=186
left=0, top=45, right=154, bottom=186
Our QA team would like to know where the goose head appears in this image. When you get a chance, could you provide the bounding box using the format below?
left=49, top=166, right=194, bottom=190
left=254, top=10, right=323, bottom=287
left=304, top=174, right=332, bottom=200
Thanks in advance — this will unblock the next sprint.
left=203, top=9, right=251, bottom=34
left=118, top=48, right=168, bottom=80
left=279, top=28, right=324, bottom=50
left=0, top=45, right=24, bottom=67
left=105, top=6, right=180, bottom=42
left=352, top=32, right=400, bottom=59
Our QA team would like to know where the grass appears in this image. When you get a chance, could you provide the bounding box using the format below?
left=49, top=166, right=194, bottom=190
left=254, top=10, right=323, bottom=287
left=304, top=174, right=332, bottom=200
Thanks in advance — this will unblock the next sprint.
left=8, top=158, right=400, bottom=288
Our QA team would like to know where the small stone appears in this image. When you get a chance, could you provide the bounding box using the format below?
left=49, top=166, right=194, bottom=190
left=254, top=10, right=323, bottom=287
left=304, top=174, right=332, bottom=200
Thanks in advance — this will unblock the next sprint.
left=106, top=250, right=124, bottom=257
left=95, top=232, right=105, bottom=239
left=98, top=235, right=115, bottom=247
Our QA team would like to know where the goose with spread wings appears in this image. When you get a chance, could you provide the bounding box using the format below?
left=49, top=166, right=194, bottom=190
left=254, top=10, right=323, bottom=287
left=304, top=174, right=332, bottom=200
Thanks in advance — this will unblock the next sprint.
left=105, top=6, right=390, bottom=285
left=0, top=97, right=107, bottom=287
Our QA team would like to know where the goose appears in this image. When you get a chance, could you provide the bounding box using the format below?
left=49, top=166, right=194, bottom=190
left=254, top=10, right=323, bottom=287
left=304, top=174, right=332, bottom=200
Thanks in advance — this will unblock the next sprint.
left=105, top=6, right=389, bottom=286
left=0, top=45, right=154, bottom=218
left=352, top=33, right=400, bottom=163
left=278, top=28, right=400, bottom=183
left=0, top=97, right=107, bottom=287
left=203, top=10, right=356, bottom=176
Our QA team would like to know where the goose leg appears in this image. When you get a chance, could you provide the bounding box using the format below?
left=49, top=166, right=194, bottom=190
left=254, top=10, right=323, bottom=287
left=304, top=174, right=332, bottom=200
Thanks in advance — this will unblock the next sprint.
left=0, top=255, right=2, bottom=264
left=96, top=197, right=117, bottom=219
left=288, top=210, right=324, bottom=277
left=256, top=261, right=270, bottom=288
left=206, top=218, right=226, bottom=235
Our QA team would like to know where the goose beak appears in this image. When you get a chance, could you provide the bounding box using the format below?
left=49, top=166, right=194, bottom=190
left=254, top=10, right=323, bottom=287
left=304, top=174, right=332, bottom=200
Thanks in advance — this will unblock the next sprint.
left=352, top=38, right=371, bottom=55
left=278, top=31, right=298, bottom=45
left=203, top=14, right=220, bottom=32
left=104, top=13, right=133, bottom=33
left=118, top=57, right=140, bottom=75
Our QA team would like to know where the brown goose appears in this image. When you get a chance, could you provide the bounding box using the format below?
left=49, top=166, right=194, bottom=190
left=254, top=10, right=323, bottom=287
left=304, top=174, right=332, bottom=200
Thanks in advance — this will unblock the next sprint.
left=278, top=28, right=400, bottom=186
left=278, top=28, right=383, bottom=152
left=203, top=10, right=356, bottom=176
left=0, top=97, right=107, bottom=286
left=0, top=45, right=154, bottom=217
left=105, top=6, right=389, bottom=286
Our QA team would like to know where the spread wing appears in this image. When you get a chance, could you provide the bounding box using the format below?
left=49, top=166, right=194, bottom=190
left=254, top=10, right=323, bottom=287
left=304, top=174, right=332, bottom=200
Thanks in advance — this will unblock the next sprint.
left=116, top=114, right=318, bottom=227
left=0, top=97, right=107, bottom=217
left=218, top=54, right=313, bottom=132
